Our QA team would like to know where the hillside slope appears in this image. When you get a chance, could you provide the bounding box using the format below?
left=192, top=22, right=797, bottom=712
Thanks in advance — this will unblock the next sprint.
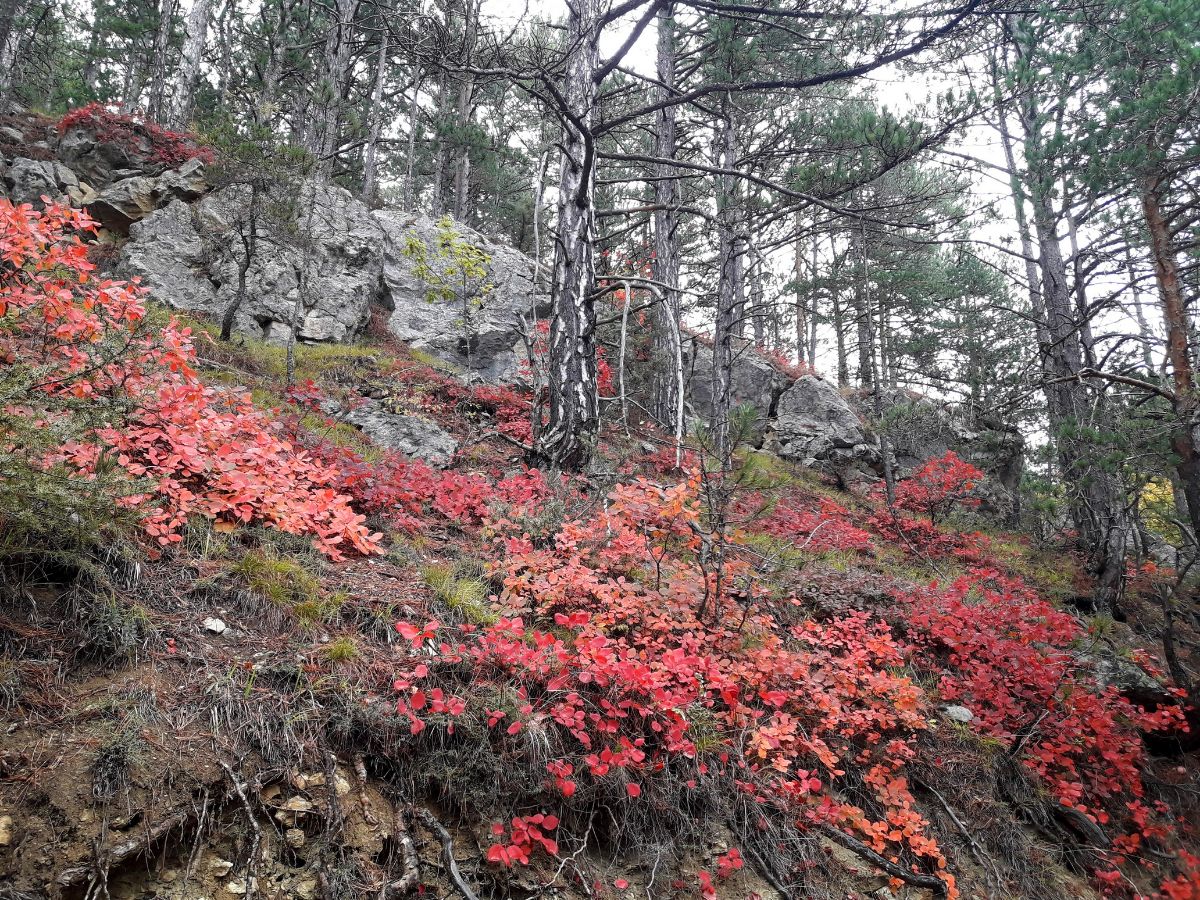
left=1, top=167, right=1198, bottom=899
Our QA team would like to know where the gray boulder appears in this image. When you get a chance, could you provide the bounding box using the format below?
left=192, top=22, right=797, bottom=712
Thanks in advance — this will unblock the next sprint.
left=342, top=401, right=457, bottom=467
left=681, top=335, right=790, bottom=436
left=376, top=212, right=542, bottom=382
left=3, top=157, right=93, bottom=206
left=1087, top=652, right=1176, bottom=709
left=58, top=123, right=159, bottom=187
left=86, top=158, right=208, bottom=232
left=121, top=180, right=384, bottom=344
left=854, top=389, right=1024, bottom=515
left=768, top=375, right=879, bottom=469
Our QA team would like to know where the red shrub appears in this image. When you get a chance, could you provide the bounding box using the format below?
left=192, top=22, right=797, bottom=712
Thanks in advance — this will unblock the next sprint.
left=57, top=103, right=214, bottom=170
left=1, top=199, right=379, bottom=559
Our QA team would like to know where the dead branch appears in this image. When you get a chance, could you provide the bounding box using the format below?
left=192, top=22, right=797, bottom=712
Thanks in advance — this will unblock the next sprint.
left=416, top=808, right=481, bottom=900
left=817, top=824, right=949, bottom=896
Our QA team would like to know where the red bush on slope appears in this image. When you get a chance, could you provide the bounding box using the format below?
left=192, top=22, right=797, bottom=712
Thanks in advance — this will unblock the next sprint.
left=390, top=459, right=1194, bottom=898
left=0, top=199, right=379, bottom=558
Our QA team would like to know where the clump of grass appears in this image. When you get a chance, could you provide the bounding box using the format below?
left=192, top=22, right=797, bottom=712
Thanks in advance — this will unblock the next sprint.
left=231, top=548, right=342, bottom=626
left=322, top=636, right=359, bottom=663
left=423, top=561, right=496, bottom=626
left=92, top=729, right=139, bottom=801
left=233, top=548, right=321, bottom=606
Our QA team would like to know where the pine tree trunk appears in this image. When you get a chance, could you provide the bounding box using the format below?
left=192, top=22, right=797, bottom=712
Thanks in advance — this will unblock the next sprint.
left=451, top=0, right=479, bottom=221
left=312, top=0, right=359, bottom=178
left=147, top=0, right=179, bottom=121
left=361, top=22, right=389, bottom=205
left=169, top=0, right=212, bottom=127
left=710, top=94, right=740, bottom=465
left=651, top=1, right=681, bottom=429
left=535, top=0, right=601, bottom=470
left=0, top=0, right=28, bottom=97
left=851, top=221, right=873, bottom=387
left=1143, top=180, right=1200, bottom=540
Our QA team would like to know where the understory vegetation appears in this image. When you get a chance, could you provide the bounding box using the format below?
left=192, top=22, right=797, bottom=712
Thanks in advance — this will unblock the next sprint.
left=1, top=197, right=1198, bottom=899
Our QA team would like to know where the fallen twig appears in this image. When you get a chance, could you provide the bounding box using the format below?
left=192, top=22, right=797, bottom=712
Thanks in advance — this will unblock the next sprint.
left=817, top=823, right=949, bottom=897
left=417, top=808, right=481, bottom=900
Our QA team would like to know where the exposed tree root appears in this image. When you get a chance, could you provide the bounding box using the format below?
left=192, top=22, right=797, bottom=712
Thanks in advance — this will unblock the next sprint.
left=914, top=777, right=1004, bottom=896
left=817, top=824, right=949, bottom=896
left=56, top=809, right=192, bottom=888
left=740, top=841, right=793, bottom=900
left=417, top=808, right=481, bottom=900
left=379, top=803, right=421, bottom=899
left=353, top=753, right=379, bottom=827
left=220, top=760, right=262, bottom=900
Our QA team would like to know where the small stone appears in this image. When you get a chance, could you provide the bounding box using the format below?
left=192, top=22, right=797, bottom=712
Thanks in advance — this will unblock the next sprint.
left=282, top=796, right=314, bottom=813
left=333, top=773, right=351, bottom=798
left=294, top=877, right=320, bottom=900
left=285, top=827, right=306, bottom=848
left=0, top=815, right=13, bottom=845
left=203, top=617, right=227, bottom=635
left=78, top=809, right=96, bottom=824
left=291, top=772, right=323, bottom=790
left=159, top=868, right=179, bottom=883
left=0, top=126, right=24, bottom=142
left=943, top=704, right=974, bottom=724
left=208, top=858, right=235, bottom=878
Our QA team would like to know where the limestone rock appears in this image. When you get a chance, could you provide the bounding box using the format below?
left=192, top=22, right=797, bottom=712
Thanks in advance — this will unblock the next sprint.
left=208, top=858, right=235, bottom=877
left=681, top=335, right=790, bottom=437
left=3, top=157, right=91, bottom=206
left=769, top=375, right=879, bottom=470
left=342, top=401, right=457, bottom=467
left=58, top=123, right=159, bottom=187
left=121, top=180, right=383, bottom=344
left=0, top=814, right=13, bottom=846
left=1088, top=652, right=1175, bottom=708
left=943, top=704, right=974, bottom=724
left=86, top=158, right=208, bottom=232
left=377, top=212, right=543, bottom=382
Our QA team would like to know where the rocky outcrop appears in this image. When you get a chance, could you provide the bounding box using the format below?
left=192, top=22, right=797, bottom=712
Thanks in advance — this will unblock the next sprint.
left=121, top=180, right=385, bottom=345
left=58, top=122, right=162, bottom=188
left=3, top=156, right=94, bottom=206
left=86, top=157, right=208, bottom=232
left=851, top=389, right=1024, bottom=510
left=376, top=212, right=542, bottom=382
left=681, top=336, right=790, bottom=433
left=341, top=401, right=458, bottom=467
left=767, top=375, right=880, bottom=474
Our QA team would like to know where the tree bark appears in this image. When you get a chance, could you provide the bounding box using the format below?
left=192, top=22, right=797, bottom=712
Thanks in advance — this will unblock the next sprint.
left=534, top=0, right=602, bottom=470
left=710, top=92, right=740, bottom=465
left=361, top=20, right=389, bottom=206
left=1143, top=180, right=1200, bottom=539
left=169, top=0, right=213, bottom=127
left=147, top=0, right=180, bottom=121
left=651, top=1, right=681, bottom=429
left=451, top=0, right=479, bottom=221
